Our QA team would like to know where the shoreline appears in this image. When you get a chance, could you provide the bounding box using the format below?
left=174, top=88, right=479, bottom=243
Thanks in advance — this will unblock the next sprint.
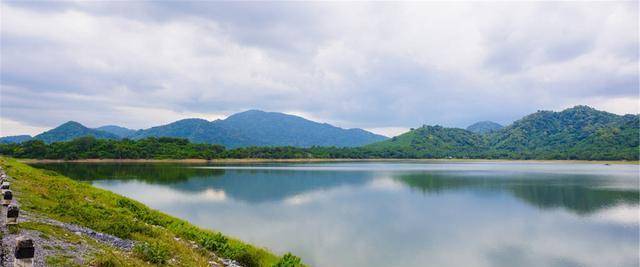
left=19, top=158, right=639, bottom=165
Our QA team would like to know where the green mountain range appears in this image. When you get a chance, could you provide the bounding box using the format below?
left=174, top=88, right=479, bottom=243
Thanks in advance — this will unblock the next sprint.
left=366, top=106, right=639, bottom=160
left=128, top=110, right=388, bottom=147
left=1, top=110, right=387, bottom=148
left=1, top=106, right=637, bottom=160
left=217, top=110, right=385, bottom=147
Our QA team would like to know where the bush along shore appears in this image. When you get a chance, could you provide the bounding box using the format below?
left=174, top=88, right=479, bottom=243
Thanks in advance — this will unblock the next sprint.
left=0, top=157, right=304, bottom=267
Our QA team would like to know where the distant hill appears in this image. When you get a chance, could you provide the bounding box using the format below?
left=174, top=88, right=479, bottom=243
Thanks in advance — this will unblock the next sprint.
left=128, top=118, right=250, bottom=147
left=215, top=110, right=387, bottom=147
left=33, top=121, right=120, bottom=143
left=0, top=135, right=33, bottom=144
left=14, top=110, right=386, bottom=148
left=486, top=105, right=639, bottom=159
left=366, top=125, right=487, bottom=158
left=466, top=121, right=503, bottom=134
left=366, top=106, right=639, bottom=160
left=95, top=125, right=136, bottom=138
left=130, top=110, right=387, bottom=148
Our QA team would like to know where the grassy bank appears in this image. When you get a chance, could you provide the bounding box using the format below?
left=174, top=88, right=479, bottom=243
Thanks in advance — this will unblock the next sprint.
left=0, top=157, right=302, bottom=267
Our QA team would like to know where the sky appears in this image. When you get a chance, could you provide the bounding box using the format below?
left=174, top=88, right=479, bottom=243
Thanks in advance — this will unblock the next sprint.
left=1, top=1, right=638, bottom=137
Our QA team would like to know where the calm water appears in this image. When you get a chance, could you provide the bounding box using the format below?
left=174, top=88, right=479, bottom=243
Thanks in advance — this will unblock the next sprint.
left=32, top=162, right=640, bottom=267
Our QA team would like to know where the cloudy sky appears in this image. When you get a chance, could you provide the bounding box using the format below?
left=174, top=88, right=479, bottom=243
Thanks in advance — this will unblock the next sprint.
left=1, top=1, right=638, bottom=137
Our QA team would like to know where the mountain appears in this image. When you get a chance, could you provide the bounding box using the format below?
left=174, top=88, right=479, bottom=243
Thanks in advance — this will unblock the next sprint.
left=466, top=121, right=503, bottom=134
left=0, top=135, right=33, bottom=144
left=215, top=110, right=387, bottom=147
left=34, top=121, right=120, bottom=143
left=95, top=125, right=136, bottom=138
left=127, top=118, right=251, bottom=147
left=365, top=125, right=487, bottom=158
left=486, top=105, right=639, bottom=159
left=366, top=106, right=639, bottom=160
left=128, top=110, right=387, bottom=148
left=2, top=111, right=386, bottom=148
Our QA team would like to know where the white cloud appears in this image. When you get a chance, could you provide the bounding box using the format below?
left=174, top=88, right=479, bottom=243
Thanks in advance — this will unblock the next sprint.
left=365, top=127, right=410, bottom=137
left=0, top=2, right=637, bottom=134
left=591, top=204, right=640, bottom=225
left=0, top=117, right=49, bottom=136
left=95, top=181, right=228, bottom=204
left=564, top=96, right=640, bottom=115
left=367, top=177, right=404, bottom=191
left=111, top=106, right=228, bottom=129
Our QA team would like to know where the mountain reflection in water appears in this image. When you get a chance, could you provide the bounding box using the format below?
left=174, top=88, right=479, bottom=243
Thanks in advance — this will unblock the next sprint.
left=34, top=162, right=638, bottom=214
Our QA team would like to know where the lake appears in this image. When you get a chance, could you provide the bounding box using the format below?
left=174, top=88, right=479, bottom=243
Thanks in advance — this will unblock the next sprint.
left=31, top=161, right=639, bottom=267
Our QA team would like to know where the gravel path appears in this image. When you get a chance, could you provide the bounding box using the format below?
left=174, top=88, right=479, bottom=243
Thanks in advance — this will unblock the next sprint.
left=20, top=211, right=135, bottom=251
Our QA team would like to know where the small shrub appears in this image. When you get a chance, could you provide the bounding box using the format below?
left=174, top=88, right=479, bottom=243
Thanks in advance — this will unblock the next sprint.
left=223, top=244, right=260, bottom=267
left=273, top=253, right=303, bottom=267
left=7, top=225, right=19, bottom=234
left=133, top=241, right=170, bottom=264
left=199, top=233, right=259, bottom=267
left=200, top=232, right=229, bottom=252
left=89, top=254, right=121, bottom=267
left=45, top=254, right=80, bottom=267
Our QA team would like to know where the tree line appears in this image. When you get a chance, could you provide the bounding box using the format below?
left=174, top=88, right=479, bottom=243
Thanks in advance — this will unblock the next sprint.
left=0, top=136, right=636, bottom=160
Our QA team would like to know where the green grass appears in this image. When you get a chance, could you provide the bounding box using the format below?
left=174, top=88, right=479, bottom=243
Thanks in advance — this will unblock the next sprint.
left=1, top=156, right=302, bottom=267
left=45, top=254, right=81, bottom=267
left=19, top=221, right=83, bottom=244
left=133, top=241, right=171, bottom=264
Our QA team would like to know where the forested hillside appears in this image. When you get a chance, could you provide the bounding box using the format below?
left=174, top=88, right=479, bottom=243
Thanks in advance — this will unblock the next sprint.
left=485, top=106, right=639, bottom=159
left=366, top=106, right=639, bottom=160
left=365, top=126, right=488, bottom=158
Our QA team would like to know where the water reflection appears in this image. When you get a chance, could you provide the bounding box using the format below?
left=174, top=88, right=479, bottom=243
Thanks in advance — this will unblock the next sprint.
left=31, top=162, right=639, bottom=267
left=397, top=172, right=639, bottom=214
left=34, top=162, right=639, bottom=214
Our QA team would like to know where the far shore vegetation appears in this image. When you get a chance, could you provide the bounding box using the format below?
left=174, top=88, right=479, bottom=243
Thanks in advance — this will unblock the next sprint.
left=0, top=134, right=637, bottom=161
left=18, top=157, right=640, bottom=165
